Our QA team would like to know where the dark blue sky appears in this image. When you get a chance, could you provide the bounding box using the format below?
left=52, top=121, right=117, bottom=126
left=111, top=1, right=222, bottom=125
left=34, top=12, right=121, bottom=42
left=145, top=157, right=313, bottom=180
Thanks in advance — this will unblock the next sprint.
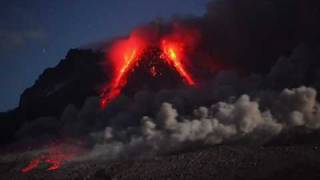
left=0, top=0, right=210, bottom=111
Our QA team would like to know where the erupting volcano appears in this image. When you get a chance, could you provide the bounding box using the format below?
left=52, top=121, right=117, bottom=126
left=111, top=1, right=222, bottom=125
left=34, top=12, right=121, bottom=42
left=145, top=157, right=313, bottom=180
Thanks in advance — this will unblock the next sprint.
left=100, top=27, right=198, bottom=108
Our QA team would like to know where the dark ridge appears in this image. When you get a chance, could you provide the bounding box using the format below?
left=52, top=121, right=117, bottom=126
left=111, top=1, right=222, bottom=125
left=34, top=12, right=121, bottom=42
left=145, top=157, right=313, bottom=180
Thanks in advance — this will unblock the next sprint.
left=0, top=49, right=106, bottom=145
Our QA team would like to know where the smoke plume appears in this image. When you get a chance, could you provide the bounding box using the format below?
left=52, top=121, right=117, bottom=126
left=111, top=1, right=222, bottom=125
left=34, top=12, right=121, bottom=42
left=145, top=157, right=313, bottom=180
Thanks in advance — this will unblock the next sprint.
left=84, top=86, right=320, bottom=159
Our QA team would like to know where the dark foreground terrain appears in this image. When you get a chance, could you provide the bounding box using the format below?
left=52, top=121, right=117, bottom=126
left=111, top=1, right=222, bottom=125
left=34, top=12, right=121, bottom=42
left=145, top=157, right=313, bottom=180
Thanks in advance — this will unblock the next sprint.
left=1, top=144, right=320, bottom=180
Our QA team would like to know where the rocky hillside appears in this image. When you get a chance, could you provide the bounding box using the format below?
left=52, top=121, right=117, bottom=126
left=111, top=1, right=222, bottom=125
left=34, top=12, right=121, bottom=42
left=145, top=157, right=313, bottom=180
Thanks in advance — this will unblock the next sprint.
left=0, top=49, right=106, bottom=145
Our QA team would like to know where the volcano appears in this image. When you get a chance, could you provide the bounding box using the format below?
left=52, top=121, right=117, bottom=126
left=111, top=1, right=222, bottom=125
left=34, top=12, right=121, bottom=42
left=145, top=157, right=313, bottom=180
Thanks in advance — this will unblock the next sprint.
left=100, top=28, right=198, bottom=108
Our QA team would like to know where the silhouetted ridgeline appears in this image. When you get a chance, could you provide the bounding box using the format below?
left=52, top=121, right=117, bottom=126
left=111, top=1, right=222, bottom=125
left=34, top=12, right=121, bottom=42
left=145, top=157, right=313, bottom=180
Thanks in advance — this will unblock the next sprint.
left=0, top=49, right=106, bottom=145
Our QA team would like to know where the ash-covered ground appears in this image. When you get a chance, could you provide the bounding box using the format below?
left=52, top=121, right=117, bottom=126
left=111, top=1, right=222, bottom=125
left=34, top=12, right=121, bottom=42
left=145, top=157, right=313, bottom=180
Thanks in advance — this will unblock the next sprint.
left=1, top=143, right=320, bottom=180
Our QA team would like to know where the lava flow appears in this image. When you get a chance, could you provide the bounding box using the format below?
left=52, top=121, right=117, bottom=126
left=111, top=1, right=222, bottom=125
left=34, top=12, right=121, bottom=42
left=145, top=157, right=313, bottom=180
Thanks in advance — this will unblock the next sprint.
left=21, top=142, right=85, bottom=173
left=100, top=32, right=147, bottom=108
left=160, top=39, right=195, bottom=86
left=100, top=27, right=198, bottom=108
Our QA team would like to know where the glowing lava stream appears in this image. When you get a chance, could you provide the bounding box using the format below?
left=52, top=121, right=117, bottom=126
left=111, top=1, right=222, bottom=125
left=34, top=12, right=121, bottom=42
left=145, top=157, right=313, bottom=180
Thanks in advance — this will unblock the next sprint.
left=21, top=143, right=85, bottom=173
left=101, top=48, right=139, bottom=108
left=100, top=33, right=146, bottom=108
left=161, top=40, right=195, bottom=86
left=21, top=155, right=62, bottom=173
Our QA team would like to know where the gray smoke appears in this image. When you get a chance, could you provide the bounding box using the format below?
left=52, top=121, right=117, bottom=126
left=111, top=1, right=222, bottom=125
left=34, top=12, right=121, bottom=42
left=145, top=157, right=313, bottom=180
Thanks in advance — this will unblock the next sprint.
left=86, top=86, right=320, bottom=160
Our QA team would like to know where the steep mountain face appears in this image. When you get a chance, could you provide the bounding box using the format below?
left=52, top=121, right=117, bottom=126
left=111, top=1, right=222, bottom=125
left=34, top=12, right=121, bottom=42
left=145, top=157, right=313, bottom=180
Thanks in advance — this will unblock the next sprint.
left=0, top=49, right=106, bottom=145
left=18, top=49, right=106, bottom=122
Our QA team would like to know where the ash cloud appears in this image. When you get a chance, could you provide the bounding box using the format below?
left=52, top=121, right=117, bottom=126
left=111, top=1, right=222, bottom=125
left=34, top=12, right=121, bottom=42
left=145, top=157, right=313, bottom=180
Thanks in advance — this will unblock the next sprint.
left=194, top=0, right=320, bottom=74
left=87, top=86, right=320, bottom=159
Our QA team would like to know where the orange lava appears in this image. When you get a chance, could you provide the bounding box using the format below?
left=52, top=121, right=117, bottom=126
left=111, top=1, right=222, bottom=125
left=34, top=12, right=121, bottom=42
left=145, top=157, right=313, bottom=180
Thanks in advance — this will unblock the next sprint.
left=21, top=159, right=41, bottom=173
left=21, top=143, right=85, bottom=173
left=101, top=32, right=147, bottom=108
left=161, top=39, right=195, bottom=86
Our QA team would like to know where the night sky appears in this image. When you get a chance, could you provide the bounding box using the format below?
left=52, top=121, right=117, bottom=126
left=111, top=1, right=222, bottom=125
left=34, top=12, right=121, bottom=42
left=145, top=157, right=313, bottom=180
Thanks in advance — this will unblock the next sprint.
left=0, top=0, right=209, bottom=112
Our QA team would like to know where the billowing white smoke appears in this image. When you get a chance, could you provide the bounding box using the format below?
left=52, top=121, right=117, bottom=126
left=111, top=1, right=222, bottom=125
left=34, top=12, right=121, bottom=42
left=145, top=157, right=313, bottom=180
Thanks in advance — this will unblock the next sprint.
left=273, top=87, right=320, bottom=128
left=88, top=86, right=320, bottom=159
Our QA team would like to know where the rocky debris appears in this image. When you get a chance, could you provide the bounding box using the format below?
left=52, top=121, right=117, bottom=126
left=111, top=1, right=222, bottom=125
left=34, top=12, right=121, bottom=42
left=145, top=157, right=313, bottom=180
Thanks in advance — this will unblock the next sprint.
left=1, top=145, right=320, bottom=180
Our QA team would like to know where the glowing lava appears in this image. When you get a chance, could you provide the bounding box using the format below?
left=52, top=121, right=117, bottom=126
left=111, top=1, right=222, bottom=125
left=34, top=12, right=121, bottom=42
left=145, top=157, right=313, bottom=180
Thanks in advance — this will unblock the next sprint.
left=21, top=143, right=85, bottom=173
left=21, top=159, right=41, bottom=173
left=161, top=39, right=195, bottom=86
left=101, top=32, right=147, bottom=108
left=150, top=66, right=158, bottom=77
